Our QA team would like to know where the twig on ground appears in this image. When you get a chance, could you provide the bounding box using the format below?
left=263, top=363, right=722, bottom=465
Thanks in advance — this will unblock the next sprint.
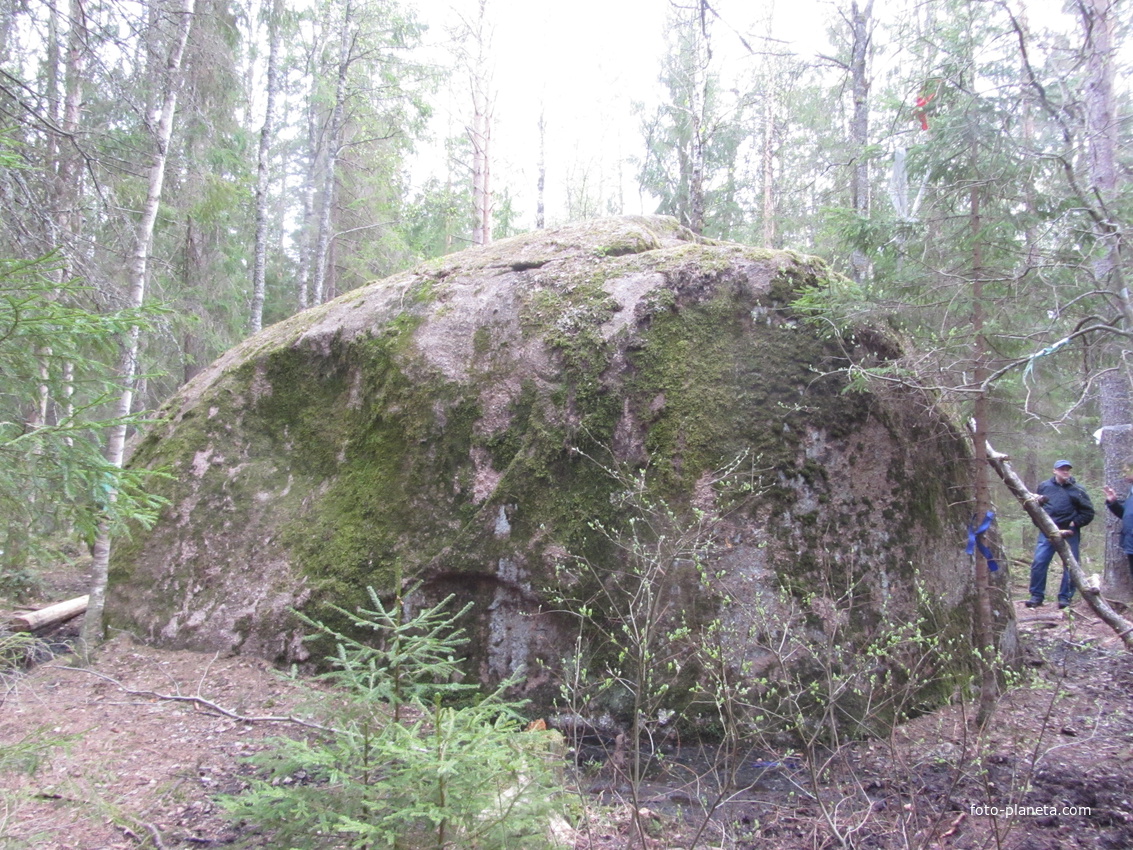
left=56, top=666, right=333, bottom=733
left=143, top=821, right=167, bottom=850
left=119, top=821, right=167, bottom=850
left=196, top=651, right=220, bottom=699
left=940, top=811, right=966, bottom=839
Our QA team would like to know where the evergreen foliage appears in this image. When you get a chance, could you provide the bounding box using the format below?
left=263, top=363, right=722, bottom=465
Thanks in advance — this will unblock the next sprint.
left=223, top=587, right=565, bottom=850
left=0, top=255, right=168, bottom=597
left=797, top=0, right=1128, bottom=439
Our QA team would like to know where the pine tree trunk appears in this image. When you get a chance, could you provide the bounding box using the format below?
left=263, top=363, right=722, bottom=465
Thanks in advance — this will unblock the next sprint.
left=32, top=0, right=66, bottom=432
left=1082, top=0, right=1123, bottom=300
left=1076, top=0, right=1133, bottom=345
left=296, top=138, right=316, bottom=311
left=970, top=170, right=999, bottom=726
left=760, top=98, right=775, bottom=246
left=1015, top=4, right=1042, bottom=273
left=849, top=0, right=873, bottom=284
left=1081, top=0, right=1133, bottom=601
left=464, top=0, right=493, bottom=246
left=250, top=0, right=283, bottom=334
left=1100, top=371, right=1133, bottom=599
left=312, top=0, right=352, bottom=306
left=81, top=0, right=196, bottom=654
left=685, top=1, right=709, bottom=236
left=295, top=23, right=323, bottom=314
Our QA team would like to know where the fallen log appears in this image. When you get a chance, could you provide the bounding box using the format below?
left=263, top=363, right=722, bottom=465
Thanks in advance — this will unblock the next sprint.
left=982, top=438, right=1133, bottom=652
left=11, top=595, right=88, bottom=632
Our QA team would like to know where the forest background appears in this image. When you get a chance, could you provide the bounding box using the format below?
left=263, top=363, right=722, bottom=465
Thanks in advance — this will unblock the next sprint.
left=1, top=0, right=1131, bottom=624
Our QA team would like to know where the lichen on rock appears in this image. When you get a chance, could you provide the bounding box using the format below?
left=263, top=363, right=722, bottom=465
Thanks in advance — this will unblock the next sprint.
left=108, top=215, right=985, bottom=719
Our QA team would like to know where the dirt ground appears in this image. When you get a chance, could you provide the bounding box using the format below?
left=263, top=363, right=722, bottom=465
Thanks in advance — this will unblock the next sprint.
left=2, top=597, right=1133, bottom=850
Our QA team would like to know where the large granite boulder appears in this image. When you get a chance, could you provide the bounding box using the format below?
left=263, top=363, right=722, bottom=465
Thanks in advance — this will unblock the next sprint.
left=108, top=216, right=988, bottom=712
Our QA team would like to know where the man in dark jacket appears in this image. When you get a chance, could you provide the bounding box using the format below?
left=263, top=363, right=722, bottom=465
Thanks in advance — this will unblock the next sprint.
left=1103, top=461, right=1133, bottom=585
left=1025, top=460, right=1095, bottom=609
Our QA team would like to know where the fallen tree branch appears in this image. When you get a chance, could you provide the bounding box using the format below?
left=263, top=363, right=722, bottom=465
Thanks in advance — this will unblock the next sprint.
left=57, top=665, right=334, bottom=733
left=981, top=437, right=1133, bottom=652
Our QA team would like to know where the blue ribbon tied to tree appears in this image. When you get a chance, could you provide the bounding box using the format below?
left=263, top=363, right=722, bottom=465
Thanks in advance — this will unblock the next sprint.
left=967, top=510, right=1000, bottom=571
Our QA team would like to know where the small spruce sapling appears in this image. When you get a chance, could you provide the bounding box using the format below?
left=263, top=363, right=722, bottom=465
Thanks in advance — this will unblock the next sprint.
left=223, top=586, right=565, bottom=850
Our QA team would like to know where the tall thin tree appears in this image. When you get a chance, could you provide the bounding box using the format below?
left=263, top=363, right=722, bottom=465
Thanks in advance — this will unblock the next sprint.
left=311, top=0, right=354, bottom=306
left=250, top=0, right=284, bottom=334
left=848, top=0, right=873, bottom=283
left=461, top=0, right=494, bottom=246
left=82, top=0, right=197, bottom=651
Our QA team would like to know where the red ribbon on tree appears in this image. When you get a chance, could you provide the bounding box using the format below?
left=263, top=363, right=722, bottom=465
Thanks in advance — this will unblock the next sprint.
left=914, top=91, right=936, bottom=130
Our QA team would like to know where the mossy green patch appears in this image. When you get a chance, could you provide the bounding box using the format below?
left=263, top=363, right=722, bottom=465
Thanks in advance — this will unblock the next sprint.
left=248, top=326, right=483, bottom=630
left=472, top=325, right=492, bottom=356
left=624, top=284, right=867, bottom=495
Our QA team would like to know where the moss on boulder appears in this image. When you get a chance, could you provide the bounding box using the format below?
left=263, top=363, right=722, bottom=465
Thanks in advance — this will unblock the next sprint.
left=108, top=216, right=983, bottom=714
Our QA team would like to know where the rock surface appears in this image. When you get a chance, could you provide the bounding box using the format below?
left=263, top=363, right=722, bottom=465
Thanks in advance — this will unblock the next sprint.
left=108, top=216, right=987, bottom=712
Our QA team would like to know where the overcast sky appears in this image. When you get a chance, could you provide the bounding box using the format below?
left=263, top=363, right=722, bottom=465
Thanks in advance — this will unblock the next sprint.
left=410, top=0, right=837, bottom=229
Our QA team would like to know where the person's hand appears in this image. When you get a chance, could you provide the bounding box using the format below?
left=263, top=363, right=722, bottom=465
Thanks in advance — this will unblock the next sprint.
left=1104, top=485, right=1118, bottom=502
left=1060, top=529, right=1074, bottom=537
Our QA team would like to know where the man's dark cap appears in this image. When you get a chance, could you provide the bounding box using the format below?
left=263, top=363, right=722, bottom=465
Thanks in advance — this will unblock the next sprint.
left=1054, top=460, right=1073, bottom=469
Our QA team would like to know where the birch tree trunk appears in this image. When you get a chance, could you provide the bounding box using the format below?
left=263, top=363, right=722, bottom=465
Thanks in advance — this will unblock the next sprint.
left=81, top=0, right=196, bottom=653
left=249, top=0, right=283, bottom=334
left=56, top=0, right=86, bottom=264
left=470, top=94, right=492, bottom=244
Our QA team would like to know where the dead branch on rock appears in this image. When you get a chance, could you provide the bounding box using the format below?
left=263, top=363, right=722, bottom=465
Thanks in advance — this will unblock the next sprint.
left=57, top=665, right=333, bottom=733
left=981, top=437, right=1133, bottom=652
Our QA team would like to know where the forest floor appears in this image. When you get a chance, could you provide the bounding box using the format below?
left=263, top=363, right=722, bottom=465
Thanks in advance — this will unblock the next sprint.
left=2, top=574, right=1133, bottom=850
